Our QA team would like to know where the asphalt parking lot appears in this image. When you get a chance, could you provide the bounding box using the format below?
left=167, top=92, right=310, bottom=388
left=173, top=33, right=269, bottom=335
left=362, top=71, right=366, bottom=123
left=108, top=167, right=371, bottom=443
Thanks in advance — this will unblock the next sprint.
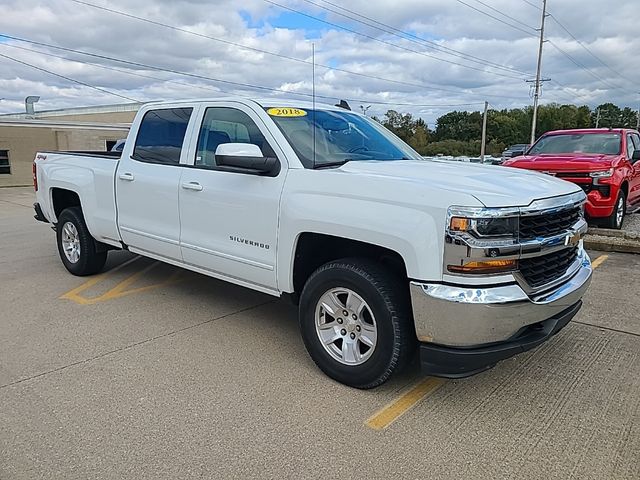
left=1, top=187, right=639, bottom=480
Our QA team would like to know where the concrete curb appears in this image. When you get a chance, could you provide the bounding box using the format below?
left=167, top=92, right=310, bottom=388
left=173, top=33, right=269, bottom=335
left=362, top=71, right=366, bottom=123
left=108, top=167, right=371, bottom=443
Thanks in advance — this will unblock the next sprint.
left=584, top=234, right=640, bottom=254
left=585, top=215, right=640, bottom=254
left=588, top=227, right=640, bottom=240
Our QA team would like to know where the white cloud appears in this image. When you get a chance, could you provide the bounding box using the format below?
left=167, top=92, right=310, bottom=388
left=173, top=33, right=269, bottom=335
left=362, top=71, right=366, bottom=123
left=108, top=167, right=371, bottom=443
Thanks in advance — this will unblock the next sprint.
left=0, top=0, right=638, bottom=125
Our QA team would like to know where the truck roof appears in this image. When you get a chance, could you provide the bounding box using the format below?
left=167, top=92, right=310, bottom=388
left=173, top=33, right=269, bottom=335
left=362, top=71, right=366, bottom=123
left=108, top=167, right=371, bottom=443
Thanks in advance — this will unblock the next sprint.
left=543, top=127, right=638, bottom=136
left=143, top=96, right=354, bottom=113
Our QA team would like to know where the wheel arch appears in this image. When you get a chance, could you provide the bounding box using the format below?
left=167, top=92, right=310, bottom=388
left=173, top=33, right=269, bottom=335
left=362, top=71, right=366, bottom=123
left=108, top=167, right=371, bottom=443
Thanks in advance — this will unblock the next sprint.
left=620, top=180, right=629, bottom=199
left=289, top=232, right=409, bottom=300
left=51, top=187, right=82, bottom=221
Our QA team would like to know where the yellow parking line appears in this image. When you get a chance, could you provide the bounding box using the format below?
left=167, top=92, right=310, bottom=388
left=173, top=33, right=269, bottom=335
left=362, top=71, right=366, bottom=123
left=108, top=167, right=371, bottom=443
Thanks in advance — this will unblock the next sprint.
left=591, top=254, right=609, bottom=269
left=60, top=257, right=183, bottom=305
left=60, top=256, right=142, bottom=304
left=364, top=253, right=608, bottom=431
left=365, top=377, right=445, bottom=431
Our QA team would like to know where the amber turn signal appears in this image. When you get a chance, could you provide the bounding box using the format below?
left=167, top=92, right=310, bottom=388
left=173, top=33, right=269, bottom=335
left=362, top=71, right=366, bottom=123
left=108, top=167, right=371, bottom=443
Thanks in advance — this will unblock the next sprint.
left=449, top=217, right=470, bottom=231
left=448, top=259, right=517, bottom=274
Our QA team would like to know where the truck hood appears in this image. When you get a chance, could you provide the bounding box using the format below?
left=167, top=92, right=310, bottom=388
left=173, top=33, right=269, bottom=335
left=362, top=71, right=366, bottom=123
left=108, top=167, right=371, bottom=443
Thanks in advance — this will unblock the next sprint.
left=338, top=159, right=581, bottom=208
left=506, top=153, right=619, bottom=171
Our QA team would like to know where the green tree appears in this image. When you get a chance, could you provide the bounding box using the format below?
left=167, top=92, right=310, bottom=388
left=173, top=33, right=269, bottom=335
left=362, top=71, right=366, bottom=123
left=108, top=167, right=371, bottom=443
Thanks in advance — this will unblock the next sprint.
left=593, top=103, right=622, bottom=127
left=382, top=110, right=416, bottom=143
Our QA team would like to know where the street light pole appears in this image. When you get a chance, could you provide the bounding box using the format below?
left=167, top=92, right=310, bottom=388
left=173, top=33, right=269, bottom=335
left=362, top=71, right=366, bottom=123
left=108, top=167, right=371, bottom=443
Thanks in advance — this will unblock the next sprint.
left=530, top=0, right=548, bottom=145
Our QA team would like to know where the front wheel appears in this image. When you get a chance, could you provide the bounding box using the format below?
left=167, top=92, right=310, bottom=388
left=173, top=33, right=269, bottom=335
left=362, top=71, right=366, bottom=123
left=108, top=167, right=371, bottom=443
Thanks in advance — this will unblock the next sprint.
left=56, top=207, right=107, bottom=276
left=605, top=191, right=625, bottom=229
left=299, top=258, right=415, bottom=389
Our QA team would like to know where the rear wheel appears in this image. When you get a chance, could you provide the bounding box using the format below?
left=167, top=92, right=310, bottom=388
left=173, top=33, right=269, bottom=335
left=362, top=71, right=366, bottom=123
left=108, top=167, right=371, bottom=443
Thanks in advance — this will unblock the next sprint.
left=299, top=258, right=415, bottom=389
left=56, top=207, right=107, bottom=276
left=605, top=191, right=625, bottom=229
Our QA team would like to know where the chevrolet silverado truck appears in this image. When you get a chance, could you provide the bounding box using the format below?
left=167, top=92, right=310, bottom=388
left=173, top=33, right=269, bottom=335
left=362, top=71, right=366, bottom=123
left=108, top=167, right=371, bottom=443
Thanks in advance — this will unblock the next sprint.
left=33, top=98, right=592, bottom=388
left=504, top=128, right=640, bottom=229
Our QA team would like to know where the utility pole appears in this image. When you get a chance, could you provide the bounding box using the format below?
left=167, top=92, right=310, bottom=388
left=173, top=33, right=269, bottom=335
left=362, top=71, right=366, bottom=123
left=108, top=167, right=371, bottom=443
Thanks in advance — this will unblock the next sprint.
left=529, top=0, right=549, bottom=145
left=480, top=101, right=488, bottom=163
left=636, top=94, right=640, bottom=130
left=595, top=108, right=601, bottom=128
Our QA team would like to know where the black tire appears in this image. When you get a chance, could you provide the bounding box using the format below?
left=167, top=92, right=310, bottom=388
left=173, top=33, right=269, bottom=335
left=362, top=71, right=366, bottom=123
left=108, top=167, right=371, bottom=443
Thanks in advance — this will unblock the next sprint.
left=299, top=258, right=415, bottom=389
left=56, top=207, right=107, bottom=276
left=605, top=190, right=625, bottom=229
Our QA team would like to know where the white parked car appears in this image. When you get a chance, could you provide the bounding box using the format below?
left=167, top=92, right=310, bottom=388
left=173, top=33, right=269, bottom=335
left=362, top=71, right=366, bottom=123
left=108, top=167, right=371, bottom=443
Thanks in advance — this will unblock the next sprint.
left=33, top=97, right=592, bottom=388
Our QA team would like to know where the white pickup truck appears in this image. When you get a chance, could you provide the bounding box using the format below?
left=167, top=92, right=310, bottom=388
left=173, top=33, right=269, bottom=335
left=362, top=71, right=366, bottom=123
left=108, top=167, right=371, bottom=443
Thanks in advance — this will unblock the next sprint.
left=33, top=98, right=592, bottom=388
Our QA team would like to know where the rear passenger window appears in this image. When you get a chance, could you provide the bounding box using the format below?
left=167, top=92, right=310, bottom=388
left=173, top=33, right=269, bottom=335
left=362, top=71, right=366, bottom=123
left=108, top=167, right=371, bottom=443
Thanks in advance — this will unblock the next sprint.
left=133, top=107, right=193, bottom=165
left=195, top=107, right=275, bottom=168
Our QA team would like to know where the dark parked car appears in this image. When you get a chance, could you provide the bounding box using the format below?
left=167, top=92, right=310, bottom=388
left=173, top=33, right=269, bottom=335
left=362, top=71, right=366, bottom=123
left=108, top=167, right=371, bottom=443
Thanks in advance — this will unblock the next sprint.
left=501, top=143, right=529, bottom=162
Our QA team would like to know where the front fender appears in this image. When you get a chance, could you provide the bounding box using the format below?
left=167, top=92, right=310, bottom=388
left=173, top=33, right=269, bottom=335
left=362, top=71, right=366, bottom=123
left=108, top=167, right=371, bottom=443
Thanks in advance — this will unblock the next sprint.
left=277, top=192, right=443, bottom=292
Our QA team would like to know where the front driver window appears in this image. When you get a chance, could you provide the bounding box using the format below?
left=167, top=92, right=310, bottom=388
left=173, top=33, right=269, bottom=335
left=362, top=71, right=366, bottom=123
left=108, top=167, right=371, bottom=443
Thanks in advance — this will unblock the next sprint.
left=631, top=134, right=640, bottom=158
left=195, top=107, right=275, bottom=168
left=627, top=134, right=635, bottom=159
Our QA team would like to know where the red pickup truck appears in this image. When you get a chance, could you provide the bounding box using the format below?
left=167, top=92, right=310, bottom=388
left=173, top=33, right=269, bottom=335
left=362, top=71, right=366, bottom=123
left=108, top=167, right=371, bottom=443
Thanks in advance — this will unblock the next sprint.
left=504, top=128, right=640, bottom=229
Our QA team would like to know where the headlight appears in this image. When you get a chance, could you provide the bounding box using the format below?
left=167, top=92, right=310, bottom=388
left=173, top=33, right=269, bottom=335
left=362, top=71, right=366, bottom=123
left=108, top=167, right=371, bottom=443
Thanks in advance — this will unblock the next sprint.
left=446, top=206, right=519, bottom=275
left=449, top=215, right=517, bottom=238
left=589, top=169, right=614, bottom=178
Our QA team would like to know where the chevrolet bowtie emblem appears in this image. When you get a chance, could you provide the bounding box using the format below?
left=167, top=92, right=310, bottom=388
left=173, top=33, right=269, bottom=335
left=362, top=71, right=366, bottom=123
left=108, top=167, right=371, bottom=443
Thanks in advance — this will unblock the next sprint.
left=565, top=232, right=581, bottom=246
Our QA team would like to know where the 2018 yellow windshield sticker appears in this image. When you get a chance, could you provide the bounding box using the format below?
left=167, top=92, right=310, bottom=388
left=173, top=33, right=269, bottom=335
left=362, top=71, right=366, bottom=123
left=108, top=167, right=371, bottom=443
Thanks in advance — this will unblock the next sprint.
left=267, top=107, right=307, bottom=117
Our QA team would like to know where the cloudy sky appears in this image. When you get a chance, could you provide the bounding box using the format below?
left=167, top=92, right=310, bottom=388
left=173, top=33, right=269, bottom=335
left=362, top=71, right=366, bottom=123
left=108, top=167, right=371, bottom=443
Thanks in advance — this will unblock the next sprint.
left=0, top=0, right=637, bottom=124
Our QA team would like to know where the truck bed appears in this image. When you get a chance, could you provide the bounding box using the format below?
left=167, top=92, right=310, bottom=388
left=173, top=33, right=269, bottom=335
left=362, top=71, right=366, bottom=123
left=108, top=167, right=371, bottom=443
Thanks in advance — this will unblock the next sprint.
left=35, top=151, right=122, bottom=247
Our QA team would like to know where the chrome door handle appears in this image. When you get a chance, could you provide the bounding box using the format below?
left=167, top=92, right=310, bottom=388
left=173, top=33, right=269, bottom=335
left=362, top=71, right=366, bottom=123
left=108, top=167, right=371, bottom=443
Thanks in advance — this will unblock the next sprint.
left=181, top=182, right=203, bottom=191
left=119, top=172, right=135, bottom=181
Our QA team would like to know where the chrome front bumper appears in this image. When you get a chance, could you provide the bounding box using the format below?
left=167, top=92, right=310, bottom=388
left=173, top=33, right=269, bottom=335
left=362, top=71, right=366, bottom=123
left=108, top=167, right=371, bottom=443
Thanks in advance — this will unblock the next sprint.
left=410, top=249, right=592, bottom=347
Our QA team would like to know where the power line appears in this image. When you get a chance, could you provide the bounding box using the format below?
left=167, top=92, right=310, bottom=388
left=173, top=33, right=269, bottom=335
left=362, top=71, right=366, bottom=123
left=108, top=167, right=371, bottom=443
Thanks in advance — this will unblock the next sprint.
left=522, top=0, right=633, bottom=90
left=301, top=0, right=532, bottom=76
left=64, top=0, right=528, bottom=100
left=454, top=0, right=538, bottom=37
left=0, top=52, right=139, bottom=102
left=547, top=40, right=632, bottom=93
left=313, top=0, right=629, bottom=107
left=0, top=33, right=527, bottom=102
left=469, top=0, right=537, bottom=33
left=262, top=0, right=525, bottom=80
left=0, top=42, right=239, bottom=97
left=0, top=37, right=485, bottom=108
left=548, top=79, right=594, bottom=104
left=548, top=14, right=634, bottom=85
left=520, top=0, right=541, bottom=10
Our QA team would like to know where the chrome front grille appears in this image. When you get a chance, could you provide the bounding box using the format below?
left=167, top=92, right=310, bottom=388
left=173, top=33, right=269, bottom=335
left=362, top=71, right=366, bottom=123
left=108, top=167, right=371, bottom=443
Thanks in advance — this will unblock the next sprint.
left=519, top=206, right=581, bottom=241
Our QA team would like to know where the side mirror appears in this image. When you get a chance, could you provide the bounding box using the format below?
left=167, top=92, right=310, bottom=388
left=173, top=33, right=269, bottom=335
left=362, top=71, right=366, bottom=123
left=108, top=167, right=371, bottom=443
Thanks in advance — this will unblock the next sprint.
left=511, top=149, right=525, bottom=158
left=632, top=150, right=640, bottom=163
left=215, top=143, right=279, bottom=176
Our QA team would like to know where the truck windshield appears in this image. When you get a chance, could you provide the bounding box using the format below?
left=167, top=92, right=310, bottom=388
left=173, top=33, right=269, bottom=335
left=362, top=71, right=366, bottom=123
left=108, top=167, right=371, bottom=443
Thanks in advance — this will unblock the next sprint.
left=265, top=107, right=423, bottom=168
left=528, top=132, right=621, bottom=155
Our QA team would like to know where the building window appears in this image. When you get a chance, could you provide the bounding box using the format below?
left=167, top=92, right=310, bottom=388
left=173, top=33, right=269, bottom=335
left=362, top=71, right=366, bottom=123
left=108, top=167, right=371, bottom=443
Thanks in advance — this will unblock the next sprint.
left=0, top=150, right=10, bottom=175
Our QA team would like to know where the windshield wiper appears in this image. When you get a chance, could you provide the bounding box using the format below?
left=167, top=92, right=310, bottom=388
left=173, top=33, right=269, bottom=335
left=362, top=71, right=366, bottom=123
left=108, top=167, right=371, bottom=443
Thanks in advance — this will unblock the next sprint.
left=313, top=160, right=352, bottom=169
